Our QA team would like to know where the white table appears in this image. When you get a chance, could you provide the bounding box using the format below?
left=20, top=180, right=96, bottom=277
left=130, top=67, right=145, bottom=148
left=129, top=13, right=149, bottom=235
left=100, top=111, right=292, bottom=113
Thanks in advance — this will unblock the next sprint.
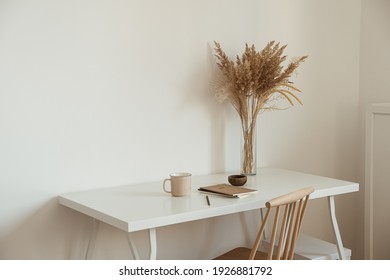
left=58, top=167, right=359, bottom=260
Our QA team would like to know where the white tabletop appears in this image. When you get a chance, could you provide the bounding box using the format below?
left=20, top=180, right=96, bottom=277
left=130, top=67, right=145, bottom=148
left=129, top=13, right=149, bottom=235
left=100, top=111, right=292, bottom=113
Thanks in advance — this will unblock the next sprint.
left=58, top=167, right=359, bottom=233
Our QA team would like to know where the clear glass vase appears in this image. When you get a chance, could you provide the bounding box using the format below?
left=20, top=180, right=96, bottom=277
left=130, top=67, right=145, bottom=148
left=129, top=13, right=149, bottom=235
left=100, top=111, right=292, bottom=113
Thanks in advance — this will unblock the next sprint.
left=240, top=113, right=257, bottom=176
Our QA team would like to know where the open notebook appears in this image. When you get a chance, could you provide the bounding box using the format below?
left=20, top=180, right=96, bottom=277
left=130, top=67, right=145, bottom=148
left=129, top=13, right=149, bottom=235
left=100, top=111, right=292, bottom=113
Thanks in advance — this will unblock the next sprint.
left=198, top=184, right=257, bottom=198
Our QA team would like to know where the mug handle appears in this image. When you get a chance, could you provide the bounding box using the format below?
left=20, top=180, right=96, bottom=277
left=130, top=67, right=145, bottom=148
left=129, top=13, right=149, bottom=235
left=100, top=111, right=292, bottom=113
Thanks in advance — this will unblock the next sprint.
left=163, top=178, right=171, bottom=193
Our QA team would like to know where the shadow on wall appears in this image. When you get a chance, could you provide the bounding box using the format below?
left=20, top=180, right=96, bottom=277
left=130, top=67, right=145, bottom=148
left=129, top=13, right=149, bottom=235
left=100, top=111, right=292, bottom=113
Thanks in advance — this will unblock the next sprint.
left=0, top=198, right=91, bottom=259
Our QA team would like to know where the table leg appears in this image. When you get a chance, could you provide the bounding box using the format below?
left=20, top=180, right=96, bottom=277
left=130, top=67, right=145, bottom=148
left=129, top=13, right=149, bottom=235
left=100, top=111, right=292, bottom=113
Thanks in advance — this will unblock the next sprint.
left=149, top=228, right=157, bottom=260
left=328, top=196, right=347, bottom=260
left=127, top=233, right=140, bottom=260
left=127, top=228, right=157, bottom=260
left=85, top=218, right=99, bottom=259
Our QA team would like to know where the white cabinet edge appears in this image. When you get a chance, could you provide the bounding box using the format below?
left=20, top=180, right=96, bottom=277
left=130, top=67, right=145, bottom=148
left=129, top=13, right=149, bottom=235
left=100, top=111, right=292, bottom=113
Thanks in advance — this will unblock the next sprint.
left=364, top=102, right=390, bottom=259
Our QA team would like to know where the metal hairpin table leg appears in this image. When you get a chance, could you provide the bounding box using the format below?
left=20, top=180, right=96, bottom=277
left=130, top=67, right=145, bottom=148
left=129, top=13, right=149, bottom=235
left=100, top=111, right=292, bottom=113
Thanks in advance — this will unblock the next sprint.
left=328, top=196, right=346, bottom=260
left=85, top=218, right=99, bottom=259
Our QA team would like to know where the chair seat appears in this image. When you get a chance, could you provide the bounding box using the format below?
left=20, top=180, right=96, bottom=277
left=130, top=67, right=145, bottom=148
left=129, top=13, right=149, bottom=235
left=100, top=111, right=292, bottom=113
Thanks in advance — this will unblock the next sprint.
left=213, top=247, right=268, bottom=260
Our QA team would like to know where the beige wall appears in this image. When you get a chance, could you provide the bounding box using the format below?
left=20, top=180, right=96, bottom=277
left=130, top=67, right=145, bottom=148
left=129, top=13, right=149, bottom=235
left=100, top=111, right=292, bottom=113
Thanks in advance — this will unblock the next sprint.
left=359, top=0, right=390, bottom=259
left=0, top=0, right=365, bottom=259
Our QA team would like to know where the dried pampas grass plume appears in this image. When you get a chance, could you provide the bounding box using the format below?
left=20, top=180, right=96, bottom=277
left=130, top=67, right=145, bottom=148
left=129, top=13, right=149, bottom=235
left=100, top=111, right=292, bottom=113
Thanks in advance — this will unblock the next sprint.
left=213, top=41, right=307, bottom=174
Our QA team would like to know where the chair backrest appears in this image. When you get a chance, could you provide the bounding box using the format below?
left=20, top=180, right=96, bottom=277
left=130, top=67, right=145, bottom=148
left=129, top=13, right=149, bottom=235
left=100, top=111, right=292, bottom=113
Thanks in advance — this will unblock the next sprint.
left=249, top=186, right=315, bottom=260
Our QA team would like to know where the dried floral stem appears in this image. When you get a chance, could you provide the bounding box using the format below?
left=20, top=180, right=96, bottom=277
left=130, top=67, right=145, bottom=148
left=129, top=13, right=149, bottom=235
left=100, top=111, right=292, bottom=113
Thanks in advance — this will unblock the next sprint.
left=240, top=96, right=258, bottom=174
left=213, top=41, right=307, bottom=174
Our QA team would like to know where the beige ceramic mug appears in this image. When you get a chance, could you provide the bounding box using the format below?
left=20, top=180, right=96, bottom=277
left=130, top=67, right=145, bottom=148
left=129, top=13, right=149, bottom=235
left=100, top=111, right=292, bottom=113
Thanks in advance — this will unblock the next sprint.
left=163, top=172, right=192, bottom=197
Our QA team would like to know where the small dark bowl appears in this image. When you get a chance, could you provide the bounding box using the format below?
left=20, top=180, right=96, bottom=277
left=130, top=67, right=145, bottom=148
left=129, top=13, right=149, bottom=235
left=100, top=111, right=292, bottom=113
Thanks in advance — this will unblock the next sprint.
left=228, top=175, right=247, bottom=186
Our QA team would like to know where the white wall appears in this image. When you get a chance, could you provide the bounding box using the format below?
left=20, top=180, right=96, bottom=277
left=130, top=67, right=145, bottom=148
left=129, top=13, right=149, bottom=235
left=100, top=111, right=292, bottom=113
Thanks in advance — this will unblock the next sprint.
left=358, top=0, right=390, bottom=259
left=0, top=0, right=362, bottom=259
left=360, top=0, right=390, bottom=105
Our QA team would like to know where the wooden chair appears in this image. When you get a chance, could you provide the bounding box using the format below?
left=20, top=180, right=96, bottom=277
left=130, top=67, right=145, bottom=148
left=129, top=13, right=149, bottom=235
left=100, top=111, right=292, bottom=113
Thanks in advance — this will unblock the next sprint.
left=213, top=186, right=315, bottom=260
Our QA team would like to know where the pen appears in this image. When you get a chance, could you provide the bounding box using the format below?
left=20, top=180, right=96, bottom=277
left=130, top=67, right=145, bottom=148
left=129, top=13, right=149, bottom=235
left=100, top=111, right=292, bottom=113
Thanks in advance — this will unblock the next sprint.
left=206, top=195, right=210, bottom=206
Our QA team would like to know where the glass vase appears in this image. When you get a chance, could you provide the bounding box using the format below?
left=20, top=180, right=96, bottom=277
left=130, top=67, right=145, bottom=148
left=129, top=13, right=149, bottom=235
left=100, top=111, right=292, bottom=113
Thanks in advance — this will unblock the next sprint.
left=240, top=116, right=257, bottom=176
